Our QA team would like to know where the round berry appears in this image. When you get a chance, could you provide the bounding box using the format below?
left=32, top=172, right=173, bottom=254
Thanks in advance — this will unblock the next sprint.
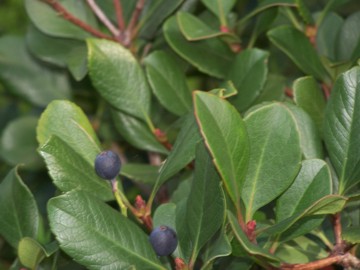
left=149, top=225, right=178, bottom=256
left=94, top=150, right=121, bottom=180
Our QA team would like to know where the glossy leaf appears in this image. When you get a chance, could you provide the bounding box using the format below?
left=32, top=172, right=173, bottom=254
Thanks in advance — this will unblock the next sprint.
left=163, top=16, right=234, bottom=78
left=276, top=159, right=331, bottom=240
left=87, top=39, right=151, bottom=120
left=48, top=191, right=165, bottom=270
left=242, top=103, right=301, bottom=221
left=227, top=48, right=269, bottom=112
left=277, top=159, right=332, bottom=220
left=0, top=167, right=40, bottom=249
left=112, top=109, right=168, bottom=154
left=337, top=11, right=360, bottom=61
left=185, top=143, right=225, bottom=264
left=144, top=50, right=192, bottom=116
left=18, top=237, right=46, bottom=269
left=139, top=0, right=183, bottom=39
left=26, top=25, right=87, bottom=81
left=267, top=25, right=329, bottom=82
left=316, top=12, right=343, bottom=61
left=0, top=36, right=71, bottom=107
left=283, top=103, right=323, bottom=159
left=200, top=228, right=232, bottom=269
left=175, top=199, right=192, bottom=261
left=293, top=76, right=326, bottom=137
left=39, top=135, right=113, bottom=201
left=275, top=236, right=328, bottom=264
left=25, top=0, right=98, bottom=40
left=227, top=211, right=281, bottom=267
left=194, top=91, right=249, bottom=207
left=323, top=66, right=360, bottom=194
left=177, top=12, right=238, bottom=41
left=37, top=100, right=101, bottom=166
left=261, top=195, right=347, bottom=236
left=121, top=164, right=160, bottom=185
left=254, top=74, right=285, bottom=104
left=156, top=113, right=202, bottom=188
left=201, top=0, right=236, bottom=19
left=343, top=227, right=360, bottom=244
left=153, top=203, right=177, bottom=229
left=0, top=116, right=43, bottom=169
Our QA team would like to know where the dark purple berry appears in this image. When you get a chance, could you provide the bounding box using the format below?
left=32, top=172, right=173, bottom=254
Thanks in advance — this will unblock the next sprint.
left=149, top=225, right=178, bottom=256
left=94, top=150, right=121, bottom=180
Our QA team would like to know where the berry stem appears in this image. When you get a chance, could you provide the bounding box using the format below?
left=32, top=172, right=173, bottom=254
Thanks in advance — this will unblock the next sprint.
left=113, top=0, right=125, bottom=32
left=111, top=179, right=128, bottom=217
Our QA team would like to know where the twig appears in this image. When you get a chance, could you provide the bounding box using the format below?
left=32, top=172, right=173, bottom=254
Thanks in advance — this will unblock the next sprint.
left=113, top=0, right=125, bottom=31
left=333, top=213, right=342, bottom=245
left=86, top=0, right=120, bottom=38
left=42, top=0, right=117, bottom=41
left=123, top=0, right=146, bottom=46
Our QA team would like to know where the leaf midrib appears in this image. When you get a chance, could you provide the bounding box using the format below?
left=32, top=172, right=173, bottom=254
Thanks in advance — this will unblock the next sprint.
left=51, top=201, right=164, bottom=270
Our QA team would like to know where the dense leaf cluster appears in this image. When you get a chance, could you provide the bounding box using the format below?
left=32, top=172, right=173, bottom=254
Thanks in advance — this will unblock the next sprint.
left=1, top=0, right=360, bottom=269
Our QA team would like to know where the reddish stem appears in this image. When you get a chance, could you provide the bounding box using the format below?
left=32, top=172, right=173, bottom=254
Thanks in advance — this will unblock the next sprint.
left=113, top=0, right=125, bottom=32
left=42, top=0, right=117, bottom=41
left=154, top=128, right=173, bottom=150
left=333, top=213, right=342, bottom=246
left=123, top=0, right=146, bottom=46
left=321, top=83, right=331, bottom=100
left=285, top=87, right=294, bottom=98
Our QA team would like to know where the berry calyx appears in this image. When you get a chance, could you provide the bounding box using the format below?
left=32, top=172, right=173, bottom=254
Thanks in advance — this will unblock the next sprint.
left=149, top=225, right=178, bottom=256
left=94, top=150, right=121, bottom=180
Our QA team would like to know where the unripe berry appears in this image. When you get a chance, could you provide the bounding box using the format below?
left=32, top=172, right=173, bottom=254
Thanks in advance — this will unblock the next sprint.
left=94, top=150, right=121, bottom=180
left=149, top=225, right=178, bottom=256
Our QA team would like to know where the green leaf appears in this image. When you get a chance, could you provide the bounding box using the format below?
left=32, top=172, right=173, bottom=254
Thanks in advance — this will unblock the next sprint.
left=121, top=164, right=160, bottom=185
left=227, top=211, right=281, bottom=267
left=194, top=91, right=249, bottom=207
left=163, top=16, right=234, bottom=79
left=277, top=159, right=332, bottom=221
left=155, top=113, right=202, bottom=188
left=201, top=0, right=236, bottom=20
left=323, top=66, right=360, bottom=194
left=37, top=100, right=101, bottom=166
left=242, top=102, right=301, bottom=221
left=153, top=203, right=177, bottom=229
left=112, top=109, right=168, bottom=154
left=0, top=35, right=71, bottom=107
left=261, top=195, right=347, bottom=236
left=0, top=167, right=40, bottom=249
left=39, top=135, right=113, bottom=201
left=253, top=74, right=285, bottom=104
left=200, top=228, right=232, bottom=269
left=316, top=12, right=343, bottom=61
left=337, top=11, right=360, bottom=62
left=48, top=191, right=166, bottom=270
left=0, top=116, right=43, bottom=170
left=343, top=227, right=360, bottom=244
left=26, top=25, right=87, bottom=81
left=177, top=12, right=238, bottom=41
left=139, top=0, right=183, bottom=39
left=293, top=76, right=326, bottom=137
left=295, top=0, right=313, bottom=24
left=276, top=159, right=331, bottom=240
left=87, top=39, right=151, bottom=121
left=227, top=48, right=269, bottom=112
left=185, top=143, right=225, bottom=264
left=144, top=50, right=192, bottom=116
left=237, top=0, right=296, bottom=29
left=18, top=237, right=46, bottom=269
left=267, top=25, right=329, bottom=82
left=282, top=103, right=323, bottom=159
left=275, top=236, right=328, bottom=264
left=25, top=0, right=98, bottom=40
